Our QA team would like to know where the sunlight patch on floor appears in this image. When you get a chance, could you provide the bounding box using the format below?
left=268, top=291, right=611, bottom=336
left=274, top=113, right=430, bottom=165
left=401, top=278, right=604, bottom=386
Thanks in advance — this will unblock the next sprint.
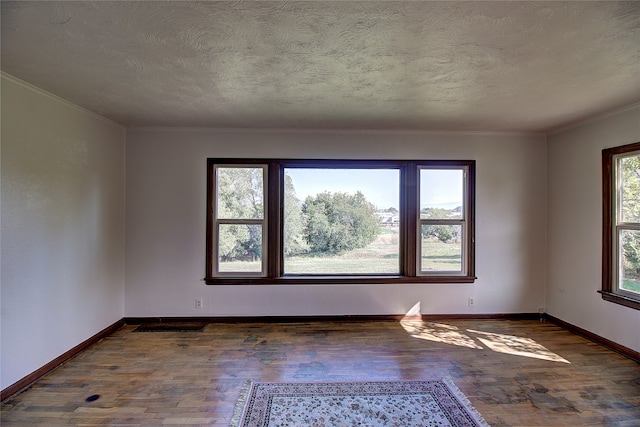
left=467, top=329, right=571, bottom=364
left=401, top=320, right=483, bottom=349
left=400, top=305, right=570, bottom=363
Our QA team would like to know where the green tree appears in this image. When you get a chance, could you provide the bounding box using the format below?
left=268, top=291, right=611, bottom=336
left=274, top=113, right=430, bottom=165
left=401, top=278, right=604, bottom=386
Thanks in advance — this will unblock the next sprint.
left=217, top=168, right=263, bottom=261
left=420, top=207, right=459, bottom=243
left=422, top=225, right=454, bottom=243
left=622, top=234, right=640, bottom=279
left=283, top=173, right=308, bottom=256
left=302, top=191, right=380, bottom=254
left=421, top=207, right=449, bottom=219
left=218, top=224, right=254, bottom=261
left=621, top=156, right=640, bottom=280
left=621, top=156, right=640, bottom=222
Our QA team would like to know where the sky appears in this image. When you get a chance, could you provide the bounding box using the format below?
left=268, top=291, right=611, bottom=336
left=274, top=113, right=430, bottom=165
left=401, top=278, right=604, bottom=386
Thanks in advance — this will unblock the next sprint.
left=285, top=168, right=463, bottom=210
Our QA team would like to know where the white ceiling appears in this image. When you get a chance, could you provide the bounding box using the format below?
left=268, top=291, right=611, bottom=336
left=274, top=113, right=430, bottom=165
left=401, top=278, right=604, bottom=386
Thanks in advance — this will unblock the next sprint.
left=2, top=1, right=639, bottom=133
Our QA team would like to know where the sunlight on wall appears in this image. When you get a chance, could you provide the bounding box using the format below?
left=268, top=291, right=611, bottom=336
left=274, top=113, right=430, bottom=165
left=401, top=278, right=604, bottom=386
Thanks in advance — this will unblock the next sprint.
left=402, top=301, right=422, bottom=319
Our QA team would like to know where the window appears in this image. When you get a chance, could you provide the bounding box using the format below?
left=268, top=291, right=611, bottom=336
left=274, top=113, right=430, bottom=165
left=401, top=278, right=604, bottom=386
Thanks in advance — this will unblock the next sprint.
left=211, top=165, right=267, bottom=276
left=601, top=142, right=640, bottom=310
left=206, top=159, right=475, bottom=284
left=419, top=168, right=468, bottom=275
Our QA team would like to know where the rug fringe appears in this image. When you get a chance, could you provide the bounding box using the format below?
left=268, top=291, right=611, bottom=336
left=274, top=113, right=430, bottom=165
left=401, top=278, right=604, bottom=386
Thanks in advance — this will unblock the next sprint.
left=443, top=377, right=491, bottom=427
left=229, top=380, right=253, bottom=427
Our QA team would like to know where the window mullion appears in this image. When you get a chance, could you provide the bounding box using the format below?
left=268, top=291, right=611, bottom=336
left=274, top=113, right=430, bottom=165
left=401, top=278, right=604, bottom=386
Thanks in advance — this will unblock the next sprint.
left=403, top=163, right=417, bottom=277
left=616, top=223, right=640, bottom=230
left=419, top=219, right=465, bottom=225
left=268, top=162, right=280, bottom=278
left=216, top=219, right=263, bottom=225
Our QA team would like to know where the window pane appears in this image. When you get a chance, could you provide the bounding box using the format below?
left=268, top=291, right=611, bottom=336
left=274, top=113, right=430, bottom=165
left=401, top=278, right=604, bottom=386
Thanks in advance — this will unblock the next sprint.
left=218, top=224, right=262, bottom=272
left=619, top=229, right=640, bottom=295
left=620, top=155, right=640, bottom=223
left=421, top=224, right=462, bottom=272
left=420, top=169, right=463, bottom=219
left=216, top=167, right=264, bottom=219
left=283, top=168, right=400, bottom=274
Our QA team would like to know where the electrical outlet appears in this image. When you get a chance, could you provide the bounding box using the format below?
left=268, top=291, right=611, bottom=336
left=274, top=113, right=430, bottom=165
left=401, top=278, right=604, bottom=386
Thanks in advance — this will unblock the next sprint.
left=468, top=297, right=474, bottom=307
left=195, top=298, right=203, bottom=309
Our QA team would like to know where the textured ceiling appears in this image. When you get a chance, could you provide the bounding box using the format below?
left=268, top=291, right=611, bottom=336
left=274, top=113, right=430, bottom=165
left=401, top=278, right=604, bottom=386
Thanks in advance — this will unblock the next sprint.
left=1, top=1, right=639, bottom=132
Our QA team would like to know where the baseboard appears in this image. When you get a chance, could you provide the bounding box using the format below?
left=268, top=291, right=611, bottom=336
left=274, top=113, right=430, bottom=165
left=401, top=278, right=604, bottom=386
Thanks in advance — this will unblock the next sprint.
left=544, top=314, right=640, bottom=363
left=1, top=319, right=125, bottom=402
left=124, top=313, right=541, bottom=325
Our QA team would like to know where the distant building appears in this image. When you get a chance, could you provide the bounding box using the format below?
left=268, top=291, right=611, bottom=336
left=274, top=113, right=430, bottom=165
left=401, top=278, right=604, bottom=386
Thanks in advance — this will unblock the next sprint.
left=376, top=212, right=399, bottom=227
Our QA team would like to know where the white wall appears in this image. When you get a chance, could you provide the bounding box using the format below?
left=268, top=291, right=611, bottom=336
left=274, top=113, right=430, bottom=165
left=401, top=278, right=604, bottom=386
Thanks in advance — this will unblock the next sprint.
left=547, top=104, right=640, bottom=353
left=0, top=74, right=126, bottom=390
left=125, top=128, right=547, bottom=318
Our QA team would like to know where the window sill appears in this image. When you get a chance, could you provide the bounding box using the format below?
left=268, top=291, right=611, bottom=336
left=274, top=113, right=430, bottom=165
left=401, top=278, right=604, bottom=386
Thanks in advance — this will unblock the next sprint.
left=598, top=290, right=640, bottom=310
left=205, top=275, right=478, bottom=285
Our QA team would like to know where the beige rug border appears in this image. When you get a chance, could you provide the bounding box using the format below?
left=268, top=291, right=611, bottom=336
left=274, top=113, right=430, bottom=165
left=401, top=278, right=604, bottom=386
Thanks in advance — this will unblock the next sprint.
left=229, top=378, right=489, bottom=427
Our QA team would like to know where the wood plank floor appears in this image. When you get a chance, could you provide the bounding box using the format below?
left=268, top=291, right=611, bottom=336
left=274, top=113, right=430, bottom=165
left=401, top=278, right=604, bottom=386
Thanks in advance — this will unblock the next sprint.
left=1, top=319, right=639, bottom=426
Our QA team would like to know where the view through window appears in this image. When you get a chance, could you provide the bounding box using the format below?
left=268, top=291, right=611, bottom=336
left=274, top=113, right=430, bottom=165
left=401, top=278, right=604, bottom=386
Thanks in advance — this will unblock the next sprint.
left=214, top=166, right=266, bottom=275
left=617, top=155, right=640, bottom=297
left=419, top=168, right=466, bottom=274
left=283, top=168, right=400, bottom=274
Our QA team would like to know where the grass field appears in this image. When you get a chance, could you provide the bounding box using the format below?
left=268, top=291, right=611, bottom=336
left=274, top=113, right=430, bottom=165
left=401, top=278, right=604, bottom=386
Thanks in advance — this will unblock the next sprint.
left=220, top=228, right=462, bottom=274
left=421, top=240, right=462, bottom=272
left=622, top=278, right=640, bottom=293
left=285, top=231, right=400, bottom=274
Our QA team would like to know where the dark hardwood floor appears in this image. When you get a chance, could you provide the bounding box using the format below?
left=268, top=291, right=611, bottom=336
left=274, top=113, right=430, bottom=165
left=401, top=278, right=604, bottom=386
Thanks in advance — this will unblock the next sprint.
left=1, top=319, right=639, bottom=426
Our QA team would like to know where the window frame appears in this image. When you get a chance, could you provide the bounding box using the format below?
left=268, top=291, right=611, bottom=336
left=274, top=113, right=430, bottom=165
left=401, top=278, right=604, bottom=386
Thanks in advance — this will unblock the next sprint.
left=206, top=158, right=476, bottom=285
left=417, top=166, right=470, bottom=277
left=601, top=142, right=640, bottom=310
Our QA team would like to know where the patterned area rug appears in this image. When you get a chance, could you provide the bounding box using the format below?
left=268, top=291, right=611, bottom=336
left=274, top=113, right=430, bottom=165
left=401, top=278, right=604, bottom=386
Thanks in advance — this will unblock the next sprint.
left=230, top=379, right=489, bottom=427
